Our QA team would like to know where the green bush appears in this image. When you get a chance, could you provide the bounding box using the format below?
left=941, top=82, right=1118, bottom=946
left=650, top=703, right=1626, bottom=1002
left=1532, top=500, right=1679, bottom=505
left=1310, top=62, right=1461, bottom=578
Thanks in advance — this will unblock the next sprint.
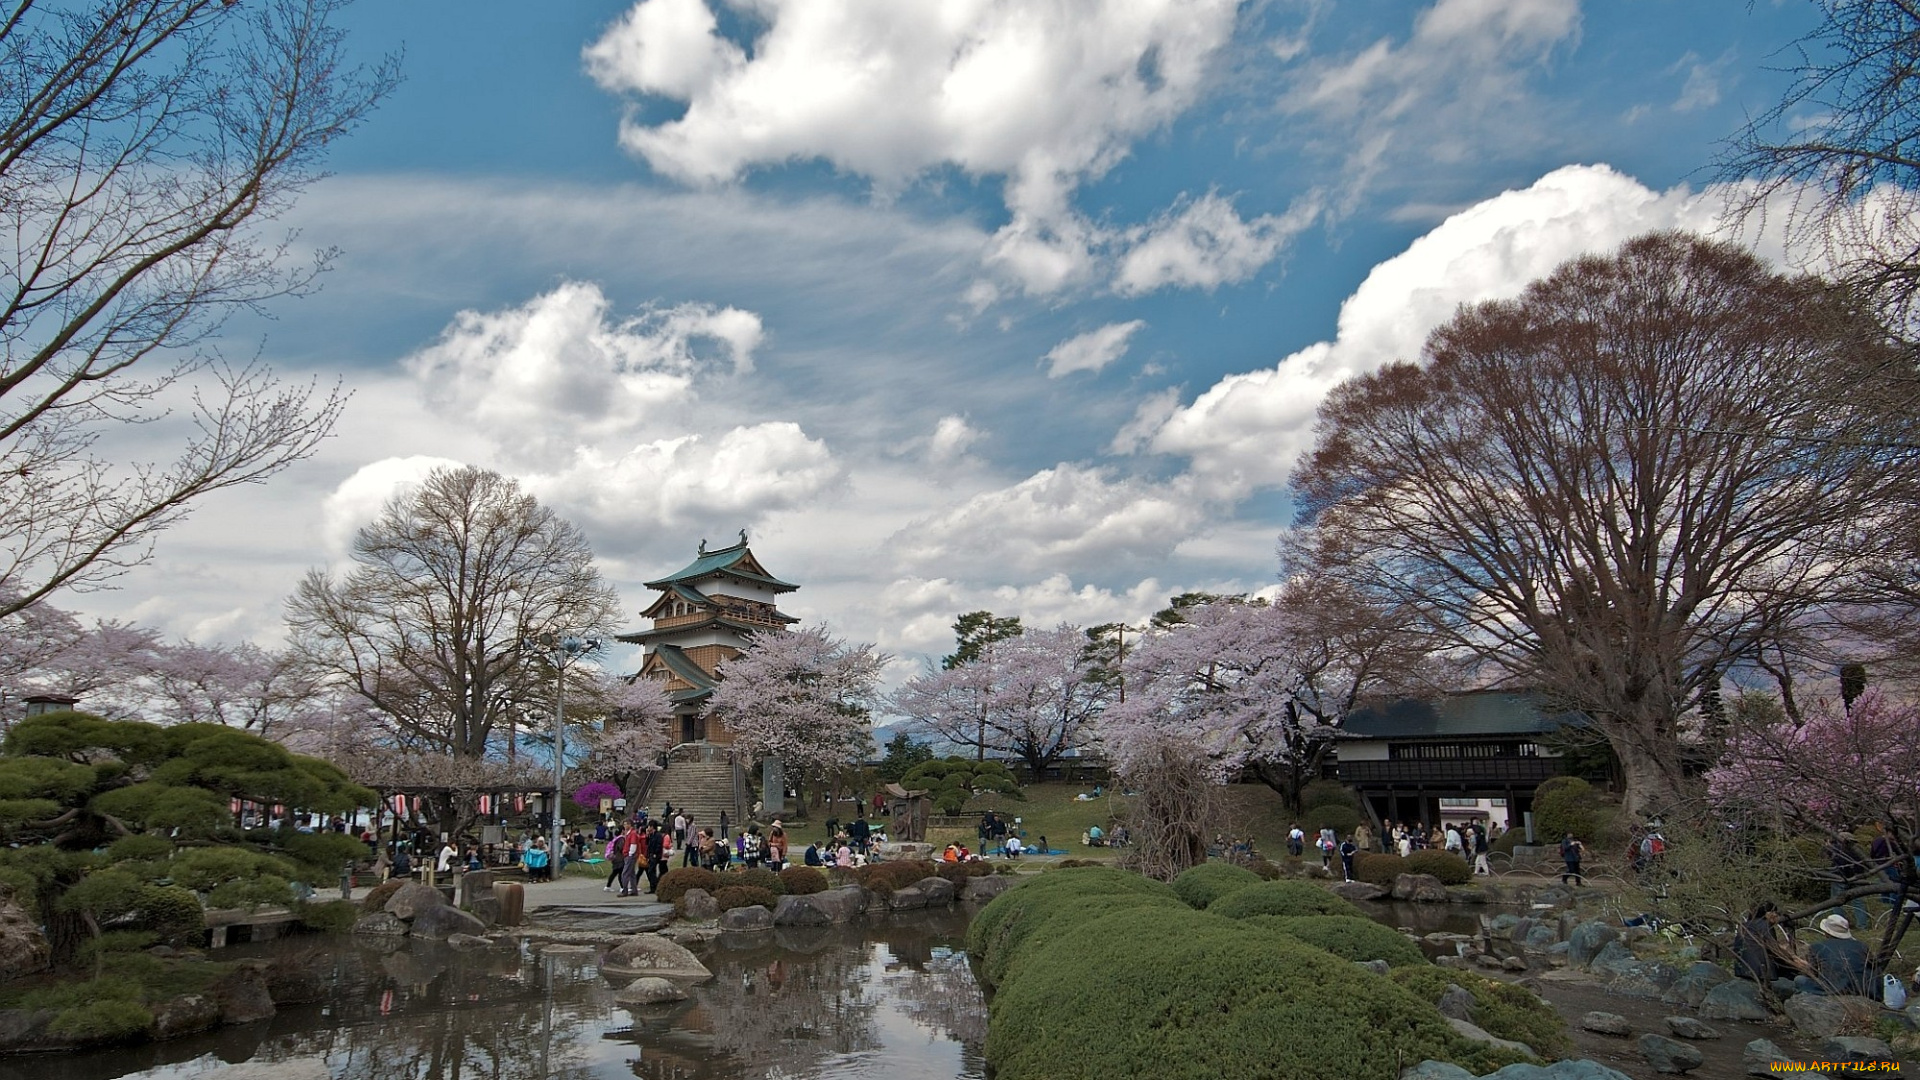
left=853, top=859, right=938, bottom=895
left=1390, top=966, right=1572, bottom=1058
left=1208, top=880, right=1363, bottom=920
left=1242, top=915, right=1427, bottom=967
left=273, top=830, right=371, bottom=878
left=360, top=879, right=404, bottom=912
left=136, top=885, right=206, bottom=946
left=656, top=867, right=720, bottom=906
left=712, top=885, right=778, bottom=912
left=1170, top=863, right=1261, bottom=909
left=1353, top=852, right=1405, bottom=886
left=729, top=867, right=787, bottom=896
left=1405, top=850, right=1471, bottom=885
left=295, top=899, right=360, bottom=935
left=1490, top=829, right=1524, bottom=856
left=985, top=905, right=1529, bottom=1080
left=48, top=999, right=153, bottom=1044
left=1305, top=804, right=1363, bottom=839
left=1300, top=780, right=1360, bottom=811
left=778, top=865, right=829, bottom=895
left=967, top=867, right=1175, bottom=978
left=1533, top=777, right=1603, bottom=842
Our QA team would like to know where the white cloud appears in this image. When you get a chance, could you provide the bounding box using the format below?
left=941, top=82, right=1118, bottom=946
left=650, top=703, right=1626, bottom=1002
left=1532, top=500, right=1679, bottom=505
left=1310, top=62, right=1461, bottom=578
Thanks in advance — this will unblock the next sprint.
left=1115, top=191, right=1320, bottom=295
left=1142, top=164, right=1731, bottom=497
left=1109, top=387, right=1183, bottom=454
left=1043, top=320, right=1146, bottom=379
left=927, top=415, right=982, bottom=464
left=586, top=0, right=1245, bottom=295
left=888, top=463, right=1198, bottom=576
left=404, top=283, right=763, bottom=469
left=321, top=455, right=467, bottom=559
left=1670, top=50, right=1732, bottom=113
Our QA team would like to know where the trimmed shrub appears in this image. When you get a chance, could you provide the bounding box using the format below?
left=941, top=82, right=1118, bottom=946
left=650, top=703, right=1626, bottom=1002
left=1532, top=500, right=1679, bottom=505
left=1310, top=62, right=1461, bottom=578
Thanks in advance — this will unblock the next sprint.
left=1305, top=804, right=1363, bottom=839
left=1490, top=829, right=1524, bottom=856
left=712, top=885, right=779, bottom=912
left=1533, top=776, right=1603, bottom=843
left=1391, top=966, right=1572, bottom=1058
left=360, top=879, right=405, bottom=913
left=985, top=905, right=1530, bottom=1080
left=1404, top=850, right=1471, bottom=885
left=656, top=867, right=720, bottom=906
left=136, top=885, right=205, bottom=946
left=1170, top=863, right=1261, bottom=909
left=730, top=868, right=787, bottom=896
left=1208, top=880, right=1363, bottom=920
left=1353, top=852, right=1405, bottom=886
left=1300, top=779, right=1360, bottom=811
left=967, top=866, right=1175, bottom=976
left=1243, top=915, right=1427, bottom=967
left=853, top=859, right=938, bottom=896
left=778, top=865, right=829, bottom=895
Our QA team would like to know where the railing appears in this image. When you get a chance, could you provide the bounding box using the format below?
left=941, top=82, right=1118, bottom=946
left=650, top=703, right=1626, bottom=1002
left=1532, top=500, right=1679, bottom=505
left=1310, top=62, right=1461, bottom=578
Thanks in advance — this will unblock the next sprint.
left=1337, top=757, right=1565, bottom=787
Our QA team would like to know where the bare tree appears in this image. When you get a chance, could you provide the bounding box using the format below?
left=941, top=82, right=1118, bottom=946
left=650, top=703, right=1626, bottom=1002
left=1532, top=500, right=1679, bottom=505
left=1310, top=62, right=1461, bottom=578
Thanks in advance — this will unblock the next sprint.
left=1292, top=232, right=1911, bottom=819
left=285, top=466, right=624, bottom=781
left=0, top=0, right=397, bottom=617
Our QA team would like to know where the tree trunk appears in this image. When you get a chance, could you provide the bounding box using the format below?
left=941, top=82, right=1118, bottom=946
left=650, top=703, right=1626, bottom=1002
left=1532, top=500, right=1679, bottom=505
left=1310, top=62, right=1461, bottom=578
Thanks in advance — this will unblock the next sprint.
left=1610, top=721, right=1689, bottom=822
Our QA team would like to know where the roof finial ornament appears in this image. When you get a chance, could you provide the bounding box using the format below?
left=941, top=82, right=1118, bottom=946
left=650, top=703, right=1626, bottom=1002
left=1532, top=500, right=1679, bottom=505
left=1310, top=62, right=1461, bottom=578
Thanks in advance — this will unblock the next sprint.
left=739, top=527, right=749, bottom=545
left=698, top=538, right=707, bottom=555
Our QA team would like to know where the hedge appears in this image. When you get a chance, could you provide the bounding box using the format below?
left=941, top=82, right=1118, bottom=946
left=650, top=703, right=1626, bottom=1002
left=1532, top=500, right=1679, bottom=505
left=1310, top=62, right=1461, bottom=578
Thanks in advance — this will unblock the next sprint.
left=1405, top=850, right=1471, bottom=885
left=1207, top=880, right=1363, bottom=920
left=1390, top=966, right=1572, bottom=1058
left=1353, top=852, right=1406, bottom=886
left=967, top=866, right=1176, bottom=986
left=712, top=885, right=779, bottom=912
left=1170, top=862, right=1261, bottom=909
left=778, top=865, right=829, bottom=895
left=984, top=905, right=1531, bottom=1080
left=1303, top=803, right=1363, bottom=839
left=655, top=867, right=720, bottom=906
left=850, top=859, right=939, bottom=895
left=1241, top=915, right=1428, bottom=967
left=729, top=867, right=787, bottom=896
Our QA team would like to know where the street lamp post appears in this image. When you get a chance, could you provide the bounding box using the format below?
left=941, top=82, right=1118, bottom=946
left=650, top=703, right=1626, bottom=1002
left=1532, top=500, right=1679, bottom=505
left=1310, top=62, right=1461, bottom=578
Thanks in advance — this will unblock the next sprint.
left=537, top=633, right=601, bottom=878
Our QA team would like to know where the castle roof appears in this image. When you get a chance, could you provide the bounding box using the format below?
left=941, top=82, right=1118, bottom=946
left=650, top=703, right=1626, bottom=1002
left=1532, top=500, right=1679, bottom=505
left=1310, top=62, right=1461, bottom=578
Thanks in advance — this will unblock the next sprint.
left=644, top=645, right=718, bottom=704
left=645, top=537, right=797, bottom=593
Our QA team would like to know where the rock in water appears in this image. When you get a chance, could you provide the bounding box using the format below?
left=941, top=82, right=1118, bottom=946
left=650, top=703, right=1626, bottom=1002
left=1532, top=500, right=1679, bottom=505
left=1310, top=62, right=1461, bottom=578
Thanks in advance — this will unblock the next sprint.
left=1638, top=1033, right=1705, bottom=1074
left=409, top=904, right=487, bottom=940
left=678, top=888, right=720, bottom=921
left=613, top=977, right=687, bottom=1006
left=1580, top=1011, right=1631, bottom=1036
left=600, top=933, right=713, bottom=981
left=382, top=881, right=447, bottom=920
left=719, top=904, right=773, bottom=932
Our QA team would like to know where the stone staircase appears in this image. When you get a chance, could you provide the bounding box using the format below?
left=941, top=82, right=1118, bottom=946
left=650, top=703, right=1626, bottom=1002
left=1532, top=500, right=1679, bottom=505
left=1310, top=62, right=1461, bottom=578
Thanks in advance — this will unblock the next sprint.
left=644, top=751, right=740, bottom=832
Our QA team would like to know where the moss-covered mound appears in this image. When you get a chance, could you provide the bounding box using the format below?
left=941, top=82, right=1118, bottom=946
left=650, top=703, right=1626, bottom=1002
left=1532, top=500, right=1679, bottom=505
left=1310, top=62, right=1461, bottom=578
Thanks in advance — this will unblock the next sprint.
left=1169, top=862, right=1260, bottom=909
left=1207, top=879, right=1363, bottom=919
left=967, top=866, right=1177, bottom=989
left=1240, top=915, right=1428, bottom=967
left=984, top=905, right=1533, bottom=1080
left=1390, top=966, right=1573, bottom=1058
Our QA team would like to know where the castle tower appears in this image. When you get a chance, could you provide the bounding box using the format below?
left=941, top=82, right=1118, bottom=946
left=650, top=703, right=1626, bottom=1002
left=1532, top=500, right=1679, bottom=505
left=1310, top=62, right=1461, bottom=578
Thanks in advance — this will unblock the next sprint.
left=619, top=531, right=798, bottom=746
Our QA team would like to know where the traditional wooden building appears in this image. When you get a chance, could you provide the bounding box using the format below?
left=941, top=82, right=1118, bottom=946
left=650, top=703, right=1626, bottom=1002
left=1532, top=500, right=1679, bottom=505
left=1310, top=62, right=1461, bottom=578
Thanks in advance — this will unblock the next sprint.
left=1335, top=690, right=1588, bottom=831
left=618, top=532, right=799, bottom=746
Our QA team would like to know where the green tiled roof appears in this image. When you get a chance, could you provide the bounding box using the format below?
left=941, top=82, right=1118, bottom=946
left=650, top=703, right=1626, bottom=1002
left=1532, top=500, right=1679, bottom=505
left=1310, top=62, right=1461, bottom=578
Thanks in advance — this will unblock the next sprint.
left=650, top=645, right=716, bottom=690
left=668, top=583, right=709, bottom=605
left=644, top=540, right=797, bottom=592
left=1343, top=691, right=1588, bottom=739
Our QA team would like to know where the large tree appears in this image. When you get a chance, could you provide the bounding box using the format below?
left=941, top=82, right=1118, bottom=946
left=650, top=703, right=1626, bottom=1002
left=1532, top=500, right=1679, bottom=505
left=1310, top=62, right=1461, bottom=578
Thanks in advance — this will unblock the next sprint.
left=707, top=625, right=886, bottom=796
left=0, top=0, right=396, bottom=617
left=286, top=466, right=624, bottom=773
left=1291, top=233, right=1909, bottom=818
left=893, top=624, right=1112, bottom=777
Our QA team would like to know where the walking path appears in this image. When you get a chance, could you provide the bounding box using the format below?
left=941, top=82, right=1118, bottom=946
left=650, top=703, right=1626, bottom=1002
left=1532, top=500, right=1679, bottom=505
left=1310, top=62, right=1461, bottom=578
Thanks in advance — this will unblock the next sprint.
left=346, top=865, right=674, bottom=918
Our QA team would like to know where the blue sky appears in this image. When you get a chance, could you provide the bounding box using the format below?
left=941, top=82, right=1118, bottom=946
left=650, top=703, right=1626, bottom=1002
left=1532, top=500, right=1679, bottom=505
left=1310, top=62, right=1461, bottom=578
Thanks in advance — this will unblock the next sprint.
left=81, top=0, right=1829, bottom=676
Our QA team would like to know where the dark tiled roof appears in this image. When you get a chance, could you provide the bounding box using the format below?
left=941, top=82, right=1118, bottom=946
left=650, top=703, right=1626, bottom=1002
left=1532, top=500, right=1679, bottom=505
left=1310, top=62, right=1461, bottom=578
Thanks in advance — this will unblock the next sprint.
left=1343, top=691, right=1588, bottom=739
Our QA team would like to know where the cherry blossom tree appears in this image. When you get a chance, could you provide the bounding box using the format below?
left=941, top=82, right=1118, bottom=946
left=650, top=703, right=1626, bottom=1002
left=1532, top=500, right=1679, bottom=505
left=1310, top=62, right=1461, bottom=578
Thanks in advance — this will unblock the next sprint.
left=575, top=673, right=673, bottom=797
left=891, top=624, right=1110, bottom=776
left=708, top=626, right=887, bottom=794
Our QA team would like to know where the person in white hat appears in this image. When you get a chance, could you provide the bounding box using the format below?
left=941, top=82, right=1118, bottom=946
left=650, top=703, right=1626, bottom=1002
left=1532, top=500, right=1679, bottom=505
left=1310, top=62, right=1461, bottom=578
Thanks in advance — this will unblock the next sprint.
left=1792, top=913, right=1873, bottom=998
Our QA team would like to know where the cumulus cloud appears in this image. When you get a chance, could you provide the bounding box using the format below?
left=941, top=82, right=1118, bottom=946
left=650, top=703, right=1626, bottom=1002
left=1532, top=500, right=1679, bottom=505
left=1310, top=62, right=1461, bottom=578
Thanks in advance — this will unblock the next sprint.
left=873, top=572, right=1171, bottom=659
left=1115, top=191, right=1320, bottom=295
left=1043, top=320, right=1146, bottom=378
left=888, top=463, right=1198, bottom=576
left=320, top=455, right=467, bottom=559
left=404, top=282, right=763, bottom=468
left=927, top=415, right=982, bottom=464
left=585, top=0, right=1245, bottom=295
left=1138, top=164, right=1731, bottom=497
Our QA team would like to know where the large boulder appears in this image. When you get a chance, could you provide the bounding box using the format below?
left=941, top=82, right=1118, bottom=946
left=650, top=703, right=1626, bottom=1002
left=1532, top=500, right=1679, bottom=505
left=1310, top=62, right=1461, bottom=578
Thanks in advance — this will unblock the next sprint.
left=1588, top=940, right=1641, bottom=978
left=678, top=888, right=721, bottom=921
left=962, top=875, right=1016, bottom=903
left=1638, top=1033, right=1705, bottom=1074
left=1567, top=922, right=1619, bottom=968
left=0, top=886, right=49, bottom=983
left=352, top=912, right=408, bottom=936
left=888, top=886, right=929, bottom=910
left=1525, top=925, right=1560, bottom=950
left=772, top=894, right=834, bottom=927
left=915, top=876, right=957, bottom=905
left=816, top=886, right=872, bottom=921
left=1698, top=980, right=1772, bottom=1021
left=1330, top=880, right=1389, bottom=902
left=409, top=904, right=487, bottom=940
left=211, top=960, right=277, bottom=1024
left=1742, top=1039, right=1793, bottom=1076
left=1581, top=1011, right=1631, bottom=1036
left=1783, top=992, right=1850, bottom=1037
left=1400, top=1062, right=1475, bottom=1080
left=383, top=881, right=448, bottom=921
left=600, top=934, right=713, bottom=981
left=1391, top=873, right=1449, bottom=903
left=0, top=1009, right=52, bottom=1053
left=719, top=905, right=773, bottom=932
left=1436, top=984, right=1477, bottom=1022
left=1664, top=1016, right=1721, bottom=1040
left=1444, top=1016, right=1534, bottom=1058
left=1821, top=1035, right=1897, bottom=1064
left=150, top=994, right=221, bottom=1040
left=614, top=976, right=687, bottom=1006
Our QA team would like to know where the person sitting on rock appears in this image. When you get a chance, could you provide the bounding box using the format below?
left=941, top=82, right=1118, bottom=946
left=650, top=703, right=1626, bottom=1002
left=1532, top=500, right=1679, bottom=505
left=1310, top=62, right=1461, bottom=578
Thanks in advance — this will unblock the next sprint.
left=1793, top=914, right=1874, bottom=998
left=1733, top=900, right=1799, bottom=984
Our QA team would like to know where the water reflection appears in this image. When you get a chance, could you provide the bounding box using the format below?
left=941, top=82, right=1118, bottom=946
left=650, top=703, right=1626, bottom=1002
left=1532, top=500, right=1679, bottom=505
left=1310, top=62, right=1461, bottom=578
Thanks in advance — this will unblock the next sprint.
left=1, top=912, right=985, bottom=1080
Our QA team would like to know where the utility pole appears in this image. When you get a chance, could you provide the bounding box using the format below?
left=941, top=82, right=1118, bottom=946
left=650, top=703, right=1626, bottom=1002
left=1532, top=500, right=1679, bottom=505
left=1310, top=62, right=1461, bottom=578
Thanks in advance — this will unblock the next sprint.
left=536, top=633, right=601, bottom=878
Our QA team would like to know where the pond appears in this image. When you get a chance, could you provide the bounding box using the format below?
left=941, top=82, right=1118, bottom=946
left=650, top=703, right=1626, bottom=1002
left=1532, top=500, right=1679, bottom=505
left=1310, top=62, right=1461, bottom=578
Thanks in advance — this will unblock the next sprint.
left=0, top=911, right=986, bottom=1080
